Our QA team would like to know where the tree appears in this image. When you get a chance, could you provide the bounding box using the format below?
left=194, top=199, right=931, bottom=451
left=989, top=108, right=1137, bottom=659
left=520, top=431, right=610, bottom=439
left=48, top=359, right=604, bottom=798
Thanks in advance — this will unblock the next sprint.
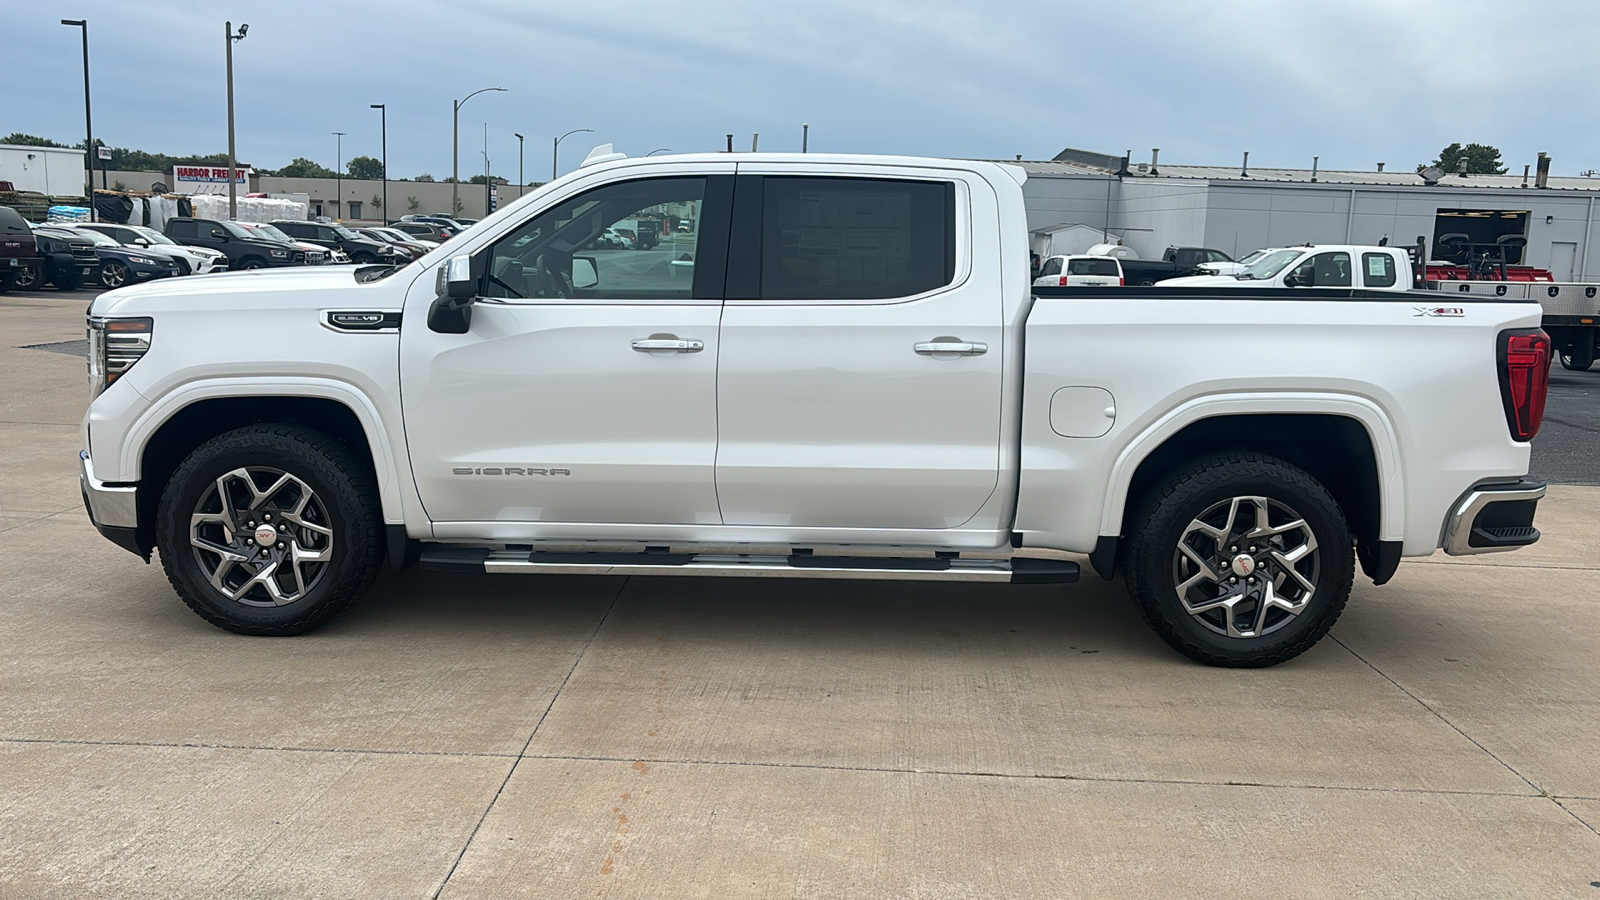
left=406, top=196, right=420, bottom=212
left=346, top=155, right=384, bottom=179
left=413, top=173, right=435, bottom=182
left=452, top=196, right=464, bottom=215
left=467, top=174, right=509, bottom=184
left=1425, top=143, right=1507, bottom=175
left=2, top=133, right=68, bottom=147
left=371, top=193, right=383, bottom=211
left=276, top=157, right=337, bottom=178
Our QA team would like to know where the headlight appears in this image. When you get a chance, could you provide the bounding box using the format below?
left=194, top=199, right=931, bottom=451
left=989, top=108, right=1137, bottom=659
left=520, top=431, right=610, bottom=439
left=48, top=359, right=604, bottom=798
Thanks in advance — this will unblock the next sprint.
left=270, top=248, right=288, bottom=258
left=129, top=256, right=156, bottom=265
left=87, top=317, right=153, bottom=398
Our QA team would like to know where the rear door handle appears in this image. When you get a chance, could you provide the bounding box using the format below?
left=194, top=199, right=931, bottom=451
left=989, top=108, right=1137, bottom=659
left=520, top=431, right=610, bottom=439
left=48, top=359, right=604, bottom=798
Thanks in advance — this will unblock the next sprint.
left=632, top=337, right=703, bottom=353
left=914, top=340, right=987, bottom=356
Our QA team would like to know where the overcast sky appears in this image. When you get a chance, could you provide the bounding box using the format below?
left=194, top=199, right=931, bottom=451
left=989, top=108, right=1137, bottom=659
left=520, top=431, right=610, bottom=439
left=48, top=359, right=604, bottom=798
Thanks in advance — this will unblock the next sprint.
left=7, top=0, right=1599, bottom=181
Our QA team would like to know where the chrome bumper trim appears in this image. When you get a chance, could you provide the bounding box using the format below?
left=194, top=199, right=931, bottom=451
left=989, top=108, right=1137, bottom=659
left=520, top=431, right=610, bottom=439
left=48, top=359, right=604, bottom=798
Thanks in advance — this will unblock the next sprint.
left=1443, top=482, right=1545, bottom=556
left=79, top=450, right=138, bottom=529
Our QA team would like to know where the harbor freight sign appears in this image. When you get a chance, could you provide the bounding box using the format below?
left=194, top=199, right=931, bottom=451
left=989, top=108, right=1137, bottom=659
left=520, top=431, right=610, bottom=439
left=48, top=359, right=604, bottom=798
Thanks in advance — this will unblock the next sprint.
left=172, top=165, right=252, bottom=194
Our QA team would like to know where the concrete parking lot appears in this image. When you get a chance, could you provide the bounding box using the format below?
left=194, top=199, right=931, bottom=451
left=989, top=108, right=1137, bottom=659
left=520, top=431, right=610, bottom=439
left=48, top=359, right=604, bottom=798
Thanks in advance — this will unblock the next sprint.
left=2, top=289, right=1599, bottom=898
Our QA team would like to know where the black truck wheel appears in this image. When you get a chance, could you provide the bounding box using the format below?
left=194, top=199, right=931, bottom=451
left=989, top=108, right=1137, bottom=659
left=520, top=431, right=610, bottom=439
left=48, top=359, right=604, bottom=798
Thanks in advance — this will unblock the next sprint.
left=156, top=424, right=383, bottom=635
left=1124, top=451, right=1354, bottom=668
left=1559, top=344, right=1595, bottom=371
left=13, top=266, right=38, bottom=289
left=52, top=269, right=82, bottom=291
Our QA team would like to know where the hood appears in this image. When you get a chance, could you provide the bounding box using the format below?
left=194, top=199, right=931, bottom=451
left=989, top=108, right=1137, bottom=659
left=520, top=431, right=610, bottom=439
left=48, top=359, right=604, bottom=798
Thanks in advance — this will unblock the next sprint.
left=89, top=264, right=396, bottom=317
left=1157, top=274, right=1252, bottom=287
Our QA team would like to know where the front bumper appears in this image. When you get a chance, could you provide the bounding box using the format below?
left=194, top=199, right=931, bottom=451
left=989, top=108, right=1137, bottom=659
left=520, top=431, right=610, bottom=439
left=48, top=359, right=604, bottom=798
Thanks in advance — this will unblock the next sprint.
left=80, top=450, right=144, bottom=557
left=1442, top=480, right=1546, bottom=555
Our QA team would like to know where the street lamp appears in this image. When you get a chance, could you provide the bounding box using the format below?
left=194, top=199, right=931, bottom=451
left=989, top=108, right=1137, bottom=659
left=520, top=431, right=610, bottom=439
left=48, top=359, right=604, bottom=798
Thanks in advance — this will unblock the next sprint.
left=60, top=19, right=96, bottom=217
left=370, top=104, right=386, bottom=224
left=453, top=87, right=505, bottom=217
left=646, top=148, right=672, bottom=157
left=225, top=21, right=247, bottom=218
left=513, top=132, right=524, bottom=194
left=333, top=131, right=345, bottom=220
left=553, top=128, right=593, bottom=182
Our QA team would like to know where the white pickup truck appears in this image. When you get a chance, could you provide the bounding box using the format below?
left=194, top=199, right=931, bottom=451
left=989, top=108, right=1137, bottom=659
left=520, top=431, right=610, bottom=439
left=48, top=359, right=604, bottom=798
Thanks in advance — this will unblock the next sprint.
left=1161, top=245, right=1415, bottom=291
left=78, top=152, right=1552, bottom=667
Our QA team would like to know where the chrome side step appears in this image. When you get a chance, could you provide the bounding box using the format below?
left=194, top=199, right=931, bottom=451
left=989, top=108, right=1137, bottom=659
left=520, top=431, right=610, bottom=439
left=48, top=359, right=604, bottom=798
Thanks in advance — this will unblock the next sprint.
left=418, top=548, right=1078, bottom=584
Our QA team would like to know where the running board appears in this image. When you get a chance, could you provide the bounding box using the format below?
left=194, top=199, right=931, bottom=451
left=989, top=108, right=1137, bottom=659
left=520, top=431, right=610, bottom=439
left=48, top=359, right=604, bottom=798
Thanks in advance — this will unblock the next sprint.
left=418, top=548, right=1078, bottom=584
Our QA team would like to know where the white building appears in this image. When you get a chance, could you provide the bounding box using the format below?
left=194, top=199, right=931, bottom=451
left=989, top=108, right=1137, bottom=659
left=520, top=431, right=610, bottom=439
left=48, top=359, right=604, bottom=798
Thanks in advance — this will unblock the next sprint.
left=1010, top=148, right=1600, bottom=281
left=0, top=145, right=87, bottom=196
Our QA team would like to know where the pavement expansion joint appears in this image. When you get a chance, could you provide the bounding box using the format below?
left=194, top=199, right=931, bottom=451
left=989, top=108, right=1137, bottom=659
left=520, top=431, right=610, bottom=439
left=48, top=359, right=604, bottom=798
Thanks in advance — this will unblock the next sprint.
left=512, top=751, right=1547, bottom=800
left=430, top=575, right=630, bottom=900
left=0, top=735, right=520, bottom=760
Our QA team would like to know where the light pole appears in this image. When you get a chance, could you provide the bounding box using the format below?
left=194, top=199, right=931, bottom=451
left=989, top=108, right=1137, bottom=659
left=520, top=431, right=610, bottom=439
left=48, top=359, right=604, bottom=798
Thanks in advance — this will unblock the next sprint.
left=332, top=132, right=345, bottom=220
left=646, top=148, right=672, bottom=156
left=370, top=104, right=386, bottom=224
left=60, top=19, right=96, bottom=214
left=802, top=122, right=809, bottom=153
left=453, top=87, right=505, bottom=217
left=513, top=132, right=524, bottom=195
left=553, top=128, right=593, bottom=182
left=224, top=22, right=247, bottom=219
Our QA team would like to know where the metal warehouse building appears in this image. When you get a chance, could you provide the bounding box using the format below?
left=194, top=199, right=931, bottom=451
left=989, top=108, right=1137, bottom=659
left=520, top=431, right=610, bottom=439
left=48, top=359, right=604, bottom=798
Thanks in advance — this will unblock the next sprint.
left=1010, top=148, right=1600, bottom=281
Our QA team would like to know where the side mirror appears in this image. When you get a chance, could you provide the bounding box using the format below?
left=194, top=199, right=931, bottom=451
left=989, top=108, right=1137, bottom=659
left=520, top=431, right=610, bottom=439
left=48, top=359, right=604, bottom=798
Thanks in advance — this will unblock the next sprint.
left=133, top=238, right=150, bottom=246
left=428, top=254, right=477, bottom=334
left=572, top=256, right=599, bottom=290
left=1283, top=271, right=1306, bottom=288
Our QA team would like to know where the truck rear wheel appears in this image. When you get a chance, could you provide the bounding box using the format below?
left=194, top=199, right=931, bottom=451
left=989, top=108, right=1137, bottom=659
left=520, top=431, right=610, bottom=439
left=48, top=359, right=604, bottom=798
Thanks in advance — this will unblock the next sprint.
left=155, top=424, right=383, bottom=635
left=1559, top=344, right=1594, bottom=371
left=1124, top=452, right=1354, bottom=667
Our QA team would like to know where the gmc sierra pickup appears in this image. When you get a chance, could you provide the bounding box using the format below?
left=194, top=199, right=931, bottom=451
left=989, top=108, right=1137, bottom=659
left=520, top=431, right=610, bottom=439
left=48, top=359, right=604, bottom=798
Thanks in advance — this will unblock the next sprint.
left=78, top=151, right=1551, bottom=667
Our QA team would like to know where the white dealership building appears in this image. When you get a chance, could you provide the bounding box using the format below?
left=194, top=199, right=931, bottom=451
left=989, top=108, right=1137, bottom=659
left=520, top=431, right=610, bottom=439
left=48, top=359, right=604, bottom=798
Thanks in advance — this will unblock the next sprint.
left=1014, top=147, right=1600, bottom=281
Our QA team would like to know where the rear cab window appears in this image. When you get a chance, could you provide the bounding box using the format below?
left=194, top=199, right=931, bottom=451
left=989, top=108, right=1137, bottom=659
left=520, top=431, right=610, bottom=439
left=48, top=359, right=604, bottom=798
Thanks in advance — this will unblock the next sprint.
left=1067, top=258, right=1120, bottom=276
left=1362, top=252, right=1397, bottom=288
left=0, top=206, right=33, bottom=236
left=1038, top=257, right=1062, bottom=277
left=757, top=177, right=955, bottom=301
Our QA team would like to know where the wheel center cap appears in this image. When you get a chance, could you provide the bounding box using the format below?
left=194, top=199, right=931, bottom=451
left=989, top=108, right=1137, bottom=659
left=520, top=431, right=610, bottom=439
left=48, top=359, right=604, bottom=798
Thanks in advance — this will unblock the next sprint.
left=253, top=524, right=278, bottom=548
left=1230, top=553, right=1256, bottom=577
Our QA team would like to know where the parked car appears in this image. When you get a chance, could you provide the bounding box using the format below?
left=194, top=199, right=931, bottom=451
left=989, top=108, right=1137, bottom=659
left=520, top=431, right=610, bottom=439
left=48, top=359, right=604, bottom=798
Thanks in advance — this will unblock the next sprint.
left=270, top=220, right=402, bottom=265
left=0, top=205, right=42, bottom=293
left=38, top=225, right=181, bottom=288
left=1033, top=254, right=1124, bottom=286
left=16, top=225, right=99, bottom=290
left=78, top=223, right=228, bottom=275
left=1160, top=245, right=1412, bottom=291
left=1087, top=246, right=1234, bottom=285
left=236, top=223, right=338, bottom=265
left=390, top=221, right=456, bottom=242
left=163, top=217, right=307, bottom=269
left=597, top=227, right=634, bottom=250
left=369, top=226, right=438, bottom=254
left=79, top=152, right=1548, bottom=669
left=356, top=228, right=432, bottom=261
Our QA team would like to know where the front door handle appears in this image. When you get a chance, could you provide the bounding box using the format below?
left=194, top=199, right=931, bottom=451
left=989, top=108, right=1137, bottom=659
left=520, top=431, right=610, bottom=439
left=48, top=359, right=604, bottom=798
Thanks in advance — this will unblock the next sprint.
left=914, top=339, right=987, bottom=356
left=632, top=335, right=704, bottom=354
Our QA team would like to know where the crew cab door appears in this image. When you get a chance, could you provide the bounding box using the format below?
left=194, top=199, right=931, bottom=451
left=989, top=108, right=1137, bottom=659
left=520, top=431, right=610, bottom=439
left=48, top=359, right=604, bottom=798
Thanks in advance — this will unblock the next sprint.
left=714, top=168, right=1004, bottom=529
left=400, top=165, right=734, bottom=528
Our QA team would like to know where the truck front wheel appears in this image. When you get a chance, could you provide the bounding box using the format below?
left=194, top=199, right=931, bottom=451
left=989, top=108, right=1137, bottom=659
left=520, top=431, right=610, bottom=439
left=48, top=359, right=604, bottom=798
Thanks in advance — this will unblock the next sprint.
left=155, top=424, right=383, bottom=635
left=1124, top=452, right=1354, bottom=667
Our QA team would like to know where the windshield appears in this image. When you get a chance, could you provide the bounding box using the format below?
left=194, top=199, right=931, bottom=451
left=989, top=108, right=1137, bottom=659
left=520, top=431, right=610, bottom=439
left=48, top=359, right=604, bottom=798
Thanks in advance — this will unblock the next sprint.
left=1236, top=249, right=1268, bottom=265
left=221, top=221, right=256, bottom=240
left=1240, top=249, right=1303, bottom=280
left=129, top=225, right=176, bottom=245
left=332, top=225, right=362, bottom=241
left=70, top=228, right=121, bottom=247
left=253, top=224, right=294, bottom=242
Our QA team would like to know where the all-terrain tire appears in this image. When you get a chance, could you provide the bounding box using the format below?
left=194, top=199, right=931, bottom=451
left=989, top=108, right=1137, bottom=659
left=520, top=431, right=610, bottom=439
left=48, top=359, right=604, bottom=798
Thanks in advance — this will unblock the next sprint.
left=155, top=424, right=383, bottom=635
left=1124, top=451, right=1354, bottom=667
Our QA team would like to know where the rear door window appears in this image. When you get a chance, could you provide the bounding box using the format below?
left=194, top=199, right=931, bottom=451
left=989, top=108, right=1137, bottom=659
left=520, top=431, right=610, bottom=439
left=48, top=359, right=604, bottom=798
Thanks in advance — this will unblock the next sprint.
left=1038, top=257, right=1062, bottom=277
left=168, top=221, right=196, bottom=240
left=754, top=176, right=955, bottom=301
left=1067, top=258, right=1120, bottom=276
left=1362, top=252, right=1397, bottom=288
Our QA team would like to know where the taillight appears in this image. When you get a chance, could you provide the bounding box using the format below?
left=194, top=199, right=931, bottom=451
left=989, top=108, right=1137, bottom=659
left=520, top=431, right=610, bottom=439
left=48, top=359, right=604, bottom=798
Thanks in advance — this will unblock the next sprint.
left=1119, top=277, right=1125, bottom=286
left=1058, top=275, right=1068, bottom=286
left=1497, top=328, right=1550, bottom=442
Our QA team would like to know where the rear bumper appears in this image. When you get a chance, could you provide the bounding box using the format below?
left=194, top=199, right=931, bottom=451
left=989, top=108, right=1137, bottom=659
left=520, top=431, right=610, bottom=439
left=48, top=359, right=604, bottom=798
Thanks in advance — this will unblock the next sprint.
left=80, top=450, right=144, bottom=556
left=1442, top=480, right=1545, bottom=555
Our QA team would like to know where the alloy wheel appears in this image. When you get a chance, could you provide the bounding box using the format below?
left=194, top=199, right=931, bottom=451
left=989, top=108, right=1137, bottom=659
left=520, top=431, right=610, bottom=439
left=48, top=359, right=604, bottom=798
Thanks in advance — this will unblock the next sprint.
left=188, top=467, right=334, bottom=607
left=1171, top=495, right=1320, bottom=638
left=102, top=261, right=128, bottom=288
